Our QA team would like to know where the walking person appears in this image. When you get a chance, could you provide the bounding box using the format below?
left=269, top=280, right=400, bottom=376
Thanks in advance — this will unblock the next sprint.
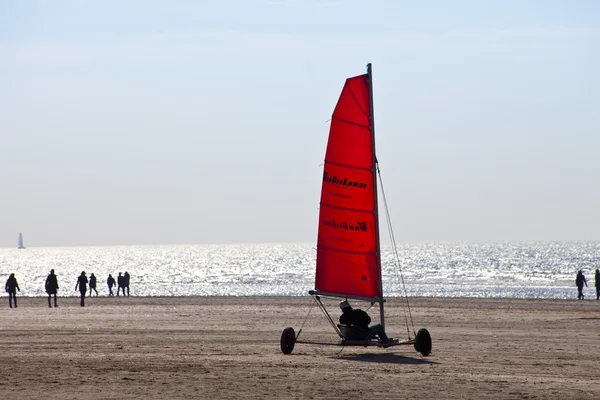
left=89, top=273, right=98, bottom=296
left=5, top=273, right=20, bottom=308
left=595, top=269, right=600, bottom=301
left=45, top=269, right=59, bottom=308
left=124, top=271, right=130, bottom=296
left=75, top=271, right=88, bottom=307
left=117, top=272, right=125, bottom=296
left=107, top=274, right=116, bottom=296
left=576, top=270, right=587, bottom=300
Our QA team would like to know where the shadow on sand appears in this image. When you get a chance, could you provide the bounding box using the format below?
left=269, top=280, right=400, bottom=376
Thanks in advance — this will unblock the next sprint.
left=335, top=352, right=437, bottom=365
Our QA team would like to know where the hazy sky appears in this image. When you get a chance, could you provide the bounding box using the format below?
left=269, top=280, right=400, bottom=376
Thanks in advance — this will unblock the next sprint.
left=1, top=0, right=599, bottom=246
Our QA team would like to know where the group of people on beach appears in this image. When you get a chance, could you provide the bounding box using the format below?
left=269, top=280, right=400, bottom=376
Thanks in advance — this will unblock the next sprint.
left=4, top=270, right=131, bottom=308
left=575, top=269, right=600, bottom=300
left=106, top=272, right=131, bottom=297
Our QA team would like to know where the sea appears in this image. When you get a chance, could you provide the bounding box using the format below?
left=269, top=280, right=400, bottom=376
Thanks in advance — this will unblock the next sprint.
left=1, top=241, right=599, bottom=299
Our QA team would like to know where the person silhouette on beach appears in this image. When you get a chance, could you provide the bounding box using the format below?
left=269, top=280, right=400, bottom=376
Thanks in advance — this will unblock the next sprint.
left=45, top=269, right=59, bottom=308
left=5, top=273, right=20, bottom=308
left=339, top=299, right=390, bottom=343
left=107, top=274, right=116, bottom=296
left=576, top=270, right=587, bottom=300
left=89, top=273, right=98, bottom=296
left=75, top=271, right=88, bottom=307
left=117, top=272, right=125, bottom=296
left=595, top=269, right=600, bottom=301
left=124, top=271, right=130, bottom=296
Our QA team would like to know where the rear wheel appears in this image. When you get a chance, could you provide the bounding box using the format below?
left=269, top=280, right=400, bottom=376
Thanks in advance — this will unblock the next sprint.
left=280, top=327, right=296, bottom=354
left=414, top=328, right=432, bottom=356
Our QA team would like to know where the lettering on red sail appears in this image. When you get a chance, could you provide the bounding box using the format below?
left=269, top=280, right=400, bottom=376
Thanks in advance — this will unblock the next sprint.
left=321, top=219, right=368, bottom=232
left=323, top=172, right=368, bottom=189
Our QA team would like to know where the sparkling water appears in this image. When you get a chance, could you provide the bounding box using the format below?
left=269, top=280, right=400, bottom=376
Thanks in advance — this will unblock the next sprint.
left=0, top=242, right=598, bottom=299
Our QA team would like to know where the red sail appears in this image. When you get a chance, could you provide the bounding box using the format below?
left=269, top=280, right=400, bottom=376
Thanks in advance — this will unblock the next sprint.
left=315, top=73, right=380, bottom=299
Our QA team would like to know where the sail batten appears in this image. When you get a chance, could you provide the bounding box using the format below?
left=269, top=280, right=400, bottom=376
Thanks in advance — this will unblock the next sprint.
left=319, top=204, right=374, bottom=214
left=323, top=160, right=373, bottom=172
left=314, top=70, right=381, bottom=300
left=330, top=116, right=370, bottom=129
left=316, top=246, right=376, bottom=256
left=309, top=290, right=383, bottom=303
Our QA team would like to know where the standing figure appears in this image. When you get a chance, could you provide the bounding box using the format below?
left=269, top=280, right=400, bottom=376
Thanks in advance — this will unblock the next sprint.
left=89, top=273, right=98, bottom=296
left=5, top=273, right=20, bottom=308
left=75, top=271, right=88, bottom=307
left=576, top=270, right=587, bottom=300
left=124, top=271, right=130, bottom=296
left=107, top=274, right=116, bottom=296
left=45, top=269, right=59, bottom=308
left=117, top=272, right=125, bottom=296
left=595, top=269, right=600, bottom=301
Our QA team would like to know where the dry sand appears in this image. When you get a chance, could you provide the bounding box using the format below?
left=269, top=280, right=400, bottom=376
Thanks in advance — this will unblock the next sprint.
left=0, top=295, right=599, bottom=399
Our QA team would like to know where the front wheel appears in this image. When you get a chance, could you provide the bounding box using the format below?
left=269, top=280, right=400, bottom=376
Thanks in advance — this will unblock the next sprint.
left=280, top=327, right=296, bottom=354
left=414, top=328, right=432, bottom=356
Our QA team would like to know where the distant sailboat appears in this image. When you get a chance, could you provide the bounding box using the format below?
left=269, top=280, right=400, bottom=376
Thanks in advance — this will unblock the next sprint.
left=18, top=233, right=25, bottom=249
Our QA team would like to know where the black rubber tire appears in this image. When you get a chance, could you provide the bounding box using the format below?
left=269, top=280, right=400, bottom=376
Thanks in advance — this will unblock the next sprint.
left=280, top=327, right=296, bottom=354
left=414, top=328, right=432, bottom=356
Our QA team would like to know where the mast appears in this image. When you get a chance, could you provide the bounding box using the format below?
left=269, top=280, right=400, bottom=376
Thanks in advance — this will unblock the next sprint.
left=367, top=63, right=385, bottom=328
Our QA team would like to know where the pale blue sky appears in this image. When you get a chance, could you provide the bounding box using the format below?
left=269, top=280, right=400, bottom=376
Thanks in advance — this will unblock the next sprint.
left=1, top=0, right=599, bottom=246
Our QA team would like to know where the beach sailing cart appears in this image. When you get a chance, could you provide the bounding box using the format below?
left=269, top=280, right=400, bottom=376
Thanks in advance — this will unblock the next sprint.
left=280, top=64, right=432, bottom=356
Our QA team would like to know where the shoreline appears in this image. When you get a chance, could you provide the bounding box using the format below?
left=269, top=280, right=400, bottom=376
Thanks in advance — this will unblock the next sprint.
left=2, top=293, right=599, bottom=306
left=1, top=296, right=599, bottom=399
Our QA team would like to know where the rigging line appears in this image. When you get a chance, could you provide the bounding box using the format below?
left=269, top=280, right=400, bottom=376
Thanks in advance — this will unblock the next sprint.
left=296, top=298, right=316, bottom=341
left=377, top=164, right=416, bottom=338
left=384, top=211, right=415, bottom=339
left=382, top=209, right=412, bottom=340
left=380, top=188, right=413, bottom=340
left=375, top=162, right=408, bottom=330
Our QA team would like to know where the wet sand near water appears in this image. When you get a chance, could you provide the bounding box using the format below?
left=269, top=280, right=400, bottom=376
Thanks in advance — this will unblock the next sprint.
left=0, top=296, right=599, bottom=399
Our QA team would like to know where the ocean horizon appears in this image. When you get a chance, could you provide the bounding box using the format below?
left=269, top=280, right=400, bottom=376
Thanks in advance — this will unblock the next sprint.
left=1, top=241, right=599, bottom=299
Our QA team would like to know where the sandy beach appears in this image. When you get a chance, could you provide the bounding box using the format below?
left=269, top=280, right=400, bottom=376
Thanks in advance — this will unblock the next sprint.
left=0, top=295, right=599, bottom=399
